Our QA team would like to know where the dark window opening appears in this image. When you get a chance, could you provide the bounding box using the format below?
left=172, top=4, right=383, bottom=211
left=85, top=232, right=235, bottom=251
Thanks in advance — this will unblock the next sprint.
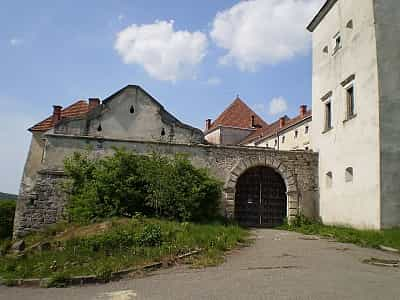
left=345, top=167, right=354, bottom=182
left=326, top=171, right=333, bottom=188
left=325, top=102, right=332, bottom=131
left=334, top=34, right=341, bottom=52
left=346, top=86, right=355, bottom=119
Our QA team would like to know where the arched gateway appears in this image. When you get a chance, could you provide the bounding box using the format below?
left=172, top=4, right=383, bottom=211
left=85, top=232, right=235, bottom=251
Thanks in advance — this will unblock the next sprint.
left=235, top=166, right=287, bottom=227
left=224, top=157, right=301, bottom=226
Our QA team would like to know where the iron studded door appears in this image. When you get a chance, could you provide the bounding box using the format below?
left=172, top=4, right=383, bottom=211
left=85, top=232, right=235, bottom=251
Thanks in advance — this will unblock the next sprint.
left=235, top=167, right=286, bottom=227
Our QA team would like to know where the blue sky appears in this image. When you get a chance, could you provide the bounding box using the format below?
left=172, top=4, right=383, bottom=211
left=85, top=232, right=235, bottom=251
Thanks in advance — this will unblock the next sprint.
left=0, top=0, right=323, bottom=193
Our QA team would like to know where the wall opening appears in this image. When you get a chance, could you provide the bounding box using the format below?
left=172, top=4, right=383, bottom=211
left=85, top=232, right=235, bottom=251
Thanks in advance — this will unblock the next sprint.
left=326, top=171, right=333, bottom=188
left=234, top=166, right=287, bottom=227
left=345, top=167, right=354, bottom=182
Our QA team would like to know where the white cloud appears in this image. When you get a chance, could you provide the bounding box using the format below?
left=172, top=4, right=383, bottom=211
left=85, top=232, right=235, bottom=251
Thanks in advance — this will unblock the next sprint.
left=10, top=38, right=23, bottom=47
left=210, top=0, right=323, bottom=71
left=206, top=77, right=221, bottom=86
left=115, top=20, right=208, bottom=82
left=269, top=97, right=288, bottom=115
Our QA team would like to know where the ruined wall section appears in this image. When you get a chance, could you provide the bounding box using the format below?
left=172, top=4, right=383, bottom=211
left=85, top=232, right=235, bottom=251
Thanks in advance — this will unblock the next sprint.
left=14, top=135, right=318, bottom=237
left=14, top=170, right=68, bottom=237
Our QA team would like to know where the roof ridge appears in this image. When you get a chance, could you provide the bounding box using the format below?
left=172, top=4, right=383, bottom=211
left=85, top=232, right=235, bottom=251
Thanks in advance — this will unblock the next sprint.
left=209, top=96, right=268, bottom=131
left=29, top=100, right=89, bottom=132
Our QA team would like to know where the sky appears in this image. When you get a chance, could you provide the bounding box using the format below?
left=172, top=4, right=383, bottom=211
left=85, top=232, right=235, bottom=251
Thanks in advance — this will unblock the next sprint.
left=0, top=0, right=324, bottom=194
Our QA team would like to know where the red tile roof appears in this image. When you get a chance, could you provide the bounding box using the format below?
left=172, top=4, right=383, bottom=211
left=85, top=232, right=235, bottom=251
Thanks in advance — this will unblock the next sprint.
left=29, top=100, right=89, bottom=132
left=208, top=97, right=268, bottom=131
left=241, top=110, right=312, bottom=145
left=240, top=116, right=289, bottom=145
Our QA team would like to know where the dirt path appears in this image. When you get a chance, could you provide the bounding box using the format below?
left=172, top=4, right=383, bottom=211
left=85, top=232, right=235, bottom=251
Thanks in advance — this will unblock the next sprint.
left=1, top=229, right=400, bottom=300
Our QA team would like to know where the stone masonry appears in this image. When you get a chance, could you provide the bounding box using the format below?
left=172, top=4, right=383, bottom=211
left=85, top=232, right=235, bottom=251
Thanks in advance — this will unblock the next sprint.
left=14, top=134, right=319, bottom=237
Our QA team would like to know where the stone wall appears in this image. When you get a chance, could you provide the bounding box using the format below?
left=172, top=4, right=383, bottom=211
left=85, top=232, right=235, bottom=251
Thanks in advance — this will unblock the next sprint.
left=14, top=134, right=319, bottom=237
left=14, top=170, right=68, bottom=237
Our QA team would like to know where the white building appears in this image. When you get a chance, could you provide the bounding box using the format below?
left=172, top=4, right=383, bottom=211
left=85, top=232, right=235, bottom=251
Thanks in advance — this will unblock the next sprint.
left=205, top=99, right=312, bottom=151
left=205, top=0, right=400, bottom=230
left=308, top=0, right=400, bottom=229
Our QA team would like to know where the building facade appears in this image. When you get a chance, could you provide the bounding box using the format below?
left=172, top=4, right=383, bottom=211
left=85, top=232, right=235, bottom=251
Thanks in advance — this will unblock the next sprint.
left=14, top=0, right=400, bottom=235
left=205, top=99, right=312, bottom=151
left=14, top=84, right=318, bottom=237
left=308, top=0, right=400, bottom=229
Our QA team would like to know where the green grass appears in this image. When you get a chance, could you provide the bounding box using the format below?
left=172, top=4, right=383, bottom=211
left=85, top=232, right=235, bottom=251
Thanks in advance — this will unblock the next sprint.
left=0, top=217, right=249, bottom=281
left=281, top=217, right=400, bottom=250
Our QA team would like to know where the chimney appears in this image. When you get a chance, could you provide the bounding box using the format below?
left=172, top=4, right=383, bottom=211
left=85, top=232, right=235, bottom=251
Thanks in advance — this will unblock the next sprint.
left=279, top=117, right=286, bottom=129
left=52, top=105, right=62, bottom=125
left=89, top=98, right=100, bottom=110
left=300, top=105, right=307, bottom=118
left=205, top=119, right=212, bottom=131
left=251, top=115, right=256, bottom=128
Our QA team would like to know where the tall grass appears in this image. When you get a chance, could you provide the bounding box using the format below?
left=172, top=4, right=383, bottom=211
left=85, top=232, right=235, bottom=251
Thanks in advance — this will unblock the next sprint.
left=282, top=216, right=400, bottom=250
left=0, top=217, right=249, bottom=280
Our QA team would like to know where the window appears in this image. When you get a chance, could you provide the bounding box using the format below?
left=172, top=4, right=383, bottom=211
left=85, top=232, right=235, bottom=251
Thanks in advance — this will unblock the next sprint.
left=326, top=172, right=333, bottom=188
left=345, top=167, right=354, bottom=182
left=345, top=85, right=355, bottom=119
left=274, top=139, right=278, bottom=147
left=305, top=126, right=309, bottom=134
left=333, top=32, right=341, bottom=53
left=294, top=130, right=298, bottom=138
left=282, top=136, right=285, bottom=144
left=324, top=101, right=333, bottom=131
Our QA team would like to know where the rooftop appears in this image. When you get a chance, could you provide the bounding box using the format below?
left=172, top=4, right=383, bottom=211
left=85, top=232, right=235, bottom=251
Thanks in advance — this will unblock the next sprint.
left=207, top=97, right=268, bottom=132
left=29, top=100, right=89, bottom=132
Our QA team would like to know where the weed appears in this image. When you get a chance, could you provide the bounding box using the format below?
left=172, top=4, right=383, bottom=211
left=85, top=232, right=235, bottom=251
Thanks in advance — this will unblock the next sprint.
left=46, top=272, right=71, bottom=288
left=0, top=218, right=249, bottom=281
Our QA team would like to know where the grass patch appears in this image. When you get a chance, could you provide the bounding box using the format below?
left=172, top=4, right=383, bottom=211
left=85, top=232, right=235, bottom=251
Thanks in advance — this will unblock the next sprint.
left=281, top=216, right=400, bottom=250
left=0, top=217, right=249, bottom=281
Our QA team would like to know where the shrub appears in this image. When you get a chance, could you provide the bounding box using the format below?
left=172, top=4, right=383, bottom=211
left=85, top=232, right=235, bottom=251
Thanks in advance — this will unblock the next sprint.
left=0, top=240, right=12, bottom=256
left=138, top=224, right=162, bottom=247
left=0, top=200, right=16, bottom=239
left=292, top=214, right=313, bottom=227
left=64, top=149, right=222, bottom=223
left=95, top=264, right=113, bottom=283
left=46, top=272, right=71, bottom=288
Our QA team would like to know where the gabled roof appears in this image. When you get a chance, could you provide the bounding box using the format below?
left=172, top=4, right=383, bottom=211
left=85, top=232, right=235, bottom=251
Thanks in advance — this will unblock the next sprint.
left=208, top=97, right=268, bottom=131
left=29, top=100, right=89, bottom=132
left=29, top=85, right=203, bottom=137
left=307, top=0, right=337, bottom=32
left=242, top=110, right=312, bottom=145
left=102, top=85, right=203, bottom=134
left=240, top=116, right=289, bottom=145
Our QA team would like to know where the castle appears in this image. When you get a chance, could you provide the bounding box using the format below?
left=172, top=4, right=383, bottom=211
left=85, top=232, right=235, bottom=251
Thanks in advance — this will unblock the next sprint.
left=14, top=0, right=400, bottom=236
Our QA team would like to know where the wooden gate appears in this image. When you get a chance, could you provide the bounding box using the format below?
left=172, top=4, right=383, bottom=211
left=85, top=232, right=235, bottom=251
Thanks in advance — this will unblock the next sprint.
left=234, top=166, right=287, bottom=227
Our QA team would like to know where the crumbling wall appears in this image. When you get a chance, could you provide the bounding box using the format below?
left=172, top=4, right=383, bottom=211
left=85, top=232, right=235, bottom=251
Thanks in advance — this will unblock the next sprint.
left=14, top=135, right=319, bottom=237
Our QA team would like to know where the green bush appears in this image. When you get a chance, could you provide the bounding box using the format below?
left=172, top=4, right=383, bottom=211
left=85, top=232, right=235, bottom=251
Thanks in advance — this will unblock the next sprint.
left=138, top=224, right=162, bottom=247
left=0, top=200, right=16, bottom=239
left=46, top=272, right=71, bottom=288
left=95, top=264, right=113, bottom=283
left=64, top=149, right=222, bottom=223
